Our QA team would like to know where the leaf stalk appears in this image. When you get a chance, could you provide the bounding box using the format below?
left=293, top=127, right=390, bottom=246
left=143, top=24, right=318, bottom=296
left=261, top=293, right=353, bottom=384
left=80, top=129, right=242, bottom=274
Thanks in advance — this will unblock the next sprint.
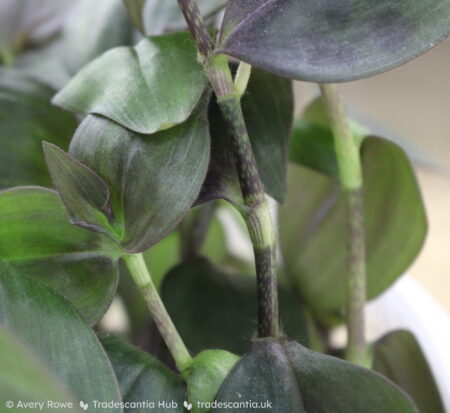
left=123, top=253, right=192, bottom=373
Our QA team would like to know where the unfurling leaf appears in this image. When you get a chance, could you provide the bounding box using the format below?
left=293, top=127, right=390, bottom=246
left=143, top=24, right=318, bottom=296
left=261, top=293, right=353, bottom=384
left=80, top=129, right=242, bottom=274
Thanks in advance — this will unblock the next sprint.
left=43, top=142, right=117, bottom=238
left=214, top=339, right=419, bottom=413
left=67, top=111, right=210, bottom=253
left=53, top=32, right=208, bottom=134
left=218, top=0, right=450, bottom=82
left=373, top=330, right=445, bottom=413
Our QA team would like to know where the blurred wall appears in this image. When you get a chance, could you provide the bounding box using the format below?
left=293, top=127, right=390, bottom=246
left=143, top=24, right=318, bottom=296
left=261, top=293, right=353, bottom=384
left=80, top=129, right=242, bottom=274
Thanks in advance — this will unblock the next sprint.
left=294, top=40, right=450, bottom=314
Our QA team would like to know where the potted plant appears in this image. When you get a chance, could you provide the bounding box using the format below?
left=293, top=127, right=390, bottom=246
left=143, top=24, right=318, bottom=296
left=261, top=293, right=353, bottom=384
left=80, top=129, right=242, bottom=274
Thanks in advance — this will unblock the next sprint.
left=0, top=0, right=449, bottom=412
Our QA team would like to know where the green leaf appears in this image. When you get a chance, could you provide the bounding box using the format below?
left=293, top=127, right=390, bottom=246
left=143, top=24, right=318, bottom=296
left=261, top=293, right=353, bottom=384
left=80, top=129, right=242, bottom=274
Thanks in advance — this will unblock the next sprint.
left=53, top=32, right=208, bottom=134
left=43, top=142, right=116, bottom=238
left=372, top=330, right=445, bottom=413
left=280, top=137, right=427, bottom=322
left=289, top=119, right=339, bottom=178
left=0, top=325, right=79, bottom=411
left=100, top=333, right=186, bottom=412
left=214, top=338, right=419, bottom=413
left=57, top=0, right=134, bottom=76
left=68, top=111, right=210, bottom=252
left=289, top=99, right=368, bottom=178
left=241, top=68, right=293, bottom=202
left=123, top=0, right=146, bottom=33
left=0, top=187, right=121, bottom=325
left=187, top=350, right=240, bottom=413
left=0, top=262, right=122, bottom=409
left=161, top=258, right=308, bottom=355
left=0, top=70, right=77, bottom=188
left=218, top=0, right=450, bottom=82
left=200, top=67, right=293, bottom=205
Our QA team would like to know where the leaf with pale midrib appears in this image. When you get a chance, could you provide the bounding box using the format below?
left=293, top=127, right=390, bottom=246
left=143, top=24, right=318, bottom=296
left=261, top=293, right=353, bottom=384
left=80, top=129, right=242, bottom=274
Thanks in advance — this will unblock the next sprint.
left=0, top=187, right=121, bottom=325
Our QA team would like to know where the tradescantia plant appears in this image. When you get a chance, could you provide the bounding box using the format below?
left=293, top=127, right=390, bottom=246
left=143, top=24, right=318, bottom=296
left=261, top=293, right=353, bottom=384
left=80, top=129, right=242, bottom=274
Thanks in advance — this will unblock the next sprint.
left=0, top=0, right=449, bottom=411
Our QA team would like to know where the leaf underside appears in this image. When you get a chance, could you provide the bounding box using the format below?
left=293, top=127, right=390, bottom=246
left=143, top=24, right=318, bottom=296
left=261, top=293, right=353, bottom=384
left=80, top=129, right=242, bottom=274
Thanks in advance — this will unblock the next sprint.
left=214, top=339, right=419, bottom=413
left=219, top=0, right=450, bottom=82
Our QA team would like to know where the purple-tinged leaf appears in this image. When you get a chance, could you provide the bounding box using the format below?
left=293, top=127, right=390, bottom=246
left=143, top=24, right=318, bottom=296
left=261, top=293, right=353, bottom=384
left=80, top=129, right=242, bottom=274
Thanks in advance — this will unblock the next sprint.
left=373, top=330, right=445, bottom=413
left=69, top=110, right=210, bottom=253
left=218, top=0, right=450, bottom=82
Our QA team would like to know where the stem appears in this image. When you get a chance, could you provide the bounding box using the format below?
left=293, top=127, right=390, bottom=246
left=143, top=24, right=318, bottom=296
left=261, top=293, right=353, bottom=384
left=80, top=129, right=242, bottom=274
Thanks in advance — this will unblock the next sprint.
left=177, top=0, right=213, bottom=58
left=319, top=83, right=367, bottom=366
left=123, top=254, right=192, bottom=372
left=178, top=0, right=280, bottom=338
left=244, top=203, right=279, bottom=337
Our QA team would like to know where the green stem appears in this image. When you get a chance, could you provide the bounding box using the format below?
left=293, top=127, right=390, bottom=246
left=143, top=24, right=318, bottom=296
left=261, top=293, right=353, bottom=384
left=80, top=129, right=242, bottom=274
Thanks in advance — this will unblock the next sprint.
left=319, top=83, right=367, bottom=366
left=178, top=0, right=280, bottom=338
left=123, top=254, right=192, bottom=372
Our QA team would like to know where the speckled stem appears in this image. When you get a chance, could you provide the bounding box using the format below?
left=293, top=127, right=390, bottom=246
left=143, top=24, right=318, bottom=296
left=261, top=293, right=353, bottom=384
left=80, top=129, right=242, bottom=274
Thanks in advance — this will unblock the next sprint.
left=216, top=92, right=280, bottom=337
left=178, top=0, right=280, bottom=338
left=320, top=83, right=367, bottom=366
left=123, top=254, right=192, bottom=372
left=177, top=0, right=212, bottom=58
left=245, top=203, right=280, bottom=338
